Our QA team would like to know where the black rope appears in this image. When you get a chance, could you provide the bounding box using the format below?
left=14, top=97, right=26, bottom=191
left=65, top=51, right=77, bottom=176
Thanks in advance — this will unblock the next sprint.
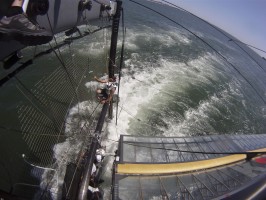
left=162, top=0, right=266, bottom=73
left=96, top=139, right=266, bottom=162
left=116, top=8, right=126, bottom=125
left=96, top=137, right=266, bottom=160
left=129, top=0, right=266, bottom=105
left=123, top=141, right=266, bottom=158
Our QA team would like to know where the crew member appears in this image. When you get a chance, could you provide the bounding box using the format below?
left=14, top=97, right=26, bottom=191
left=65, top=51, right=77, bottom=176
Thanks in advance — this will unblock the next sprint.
left=94, top=76, right=118, bottom=103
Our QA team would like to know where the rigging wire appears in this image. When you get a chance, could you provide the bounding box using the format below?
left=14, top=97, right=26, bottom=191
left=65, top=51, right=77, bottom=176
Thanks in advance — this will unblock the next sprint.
left=65, top=103, right=101, bottom=198
left=103, top=137, right=266, bottom=157
left=115, top=7, right=126, bottom=125
left=1, top=26, right=110, bottom=87
left=40, top=9, right=114, bottom=198
left=46, top=14, right=65, bottom=63
left=228, top=39, right=266, bottom=72
left=117, top=104, right=166, bottom=132
left=40, top=101, right=101, bottom=199
left=229, top=39, right=266, bottom=54
left=161, top=0, right=266, bottom=73
left=46, top=14, right=80, bottom=104
left=37, top=13, right=107, bottom=199
left=102, top=14, right=110, bottom=73
left=0, top=8, right=112, bottom=200
left=159, top=176, right=170, bottom=200
left=129, top=0, right=266, bottom=105
left=45, top=13, right=89, bottom=166
left=122, top=140, right=266, bottom=157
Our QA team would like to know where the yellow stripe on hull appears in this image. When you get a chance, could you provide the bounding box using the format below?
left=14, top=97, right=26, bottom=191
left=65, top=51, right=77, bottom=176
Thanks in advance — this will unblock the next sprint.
left=117, top=148, right=266, bottom=174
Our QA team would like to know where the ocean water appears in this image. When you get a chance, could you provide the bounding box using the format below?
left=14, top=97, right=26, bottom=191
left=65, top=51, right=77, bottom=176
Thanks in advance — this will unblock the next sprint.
left=98, top=0, right=266, bottom=197
left=1, top=0, right=266, bottom=199
left=110, top=0, right=266, bottom=138
left=48, top=0, right=266, bottom=198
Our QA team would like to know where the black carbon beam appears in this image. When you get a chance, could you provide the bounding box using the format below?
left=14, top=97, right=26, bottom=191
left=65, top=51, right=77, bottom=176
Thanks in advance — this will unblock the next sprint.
left=78, top=1, right=122, bottom=199
left=108, top=0, right=122, bottom=119
left=78, top=103, right=109, bottom=200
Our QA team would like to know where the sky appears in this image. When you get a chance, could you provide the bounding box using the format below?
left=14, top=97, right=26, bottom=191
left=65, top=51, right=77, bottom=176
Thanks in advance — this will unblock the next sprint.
left=164, top=0, right=266, bottom=57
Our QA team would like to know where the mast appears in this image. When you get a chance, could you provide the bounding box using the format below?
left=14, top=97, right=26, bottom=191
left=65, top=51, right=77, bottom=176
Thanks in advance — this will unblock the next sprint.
left=77, top=104, right=109, bottom=200
left=108, top=0, right=122, bottom=119
left=77, top=1, right=122, bottom=199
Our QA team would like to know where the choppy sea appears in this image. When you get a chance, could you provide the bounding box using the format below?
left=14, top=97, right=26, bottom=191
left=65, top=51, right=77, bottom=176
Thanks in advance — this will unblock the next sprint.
left=49, top=0, right=266, bottom=198
left=1, top=0, right=266, bottom=199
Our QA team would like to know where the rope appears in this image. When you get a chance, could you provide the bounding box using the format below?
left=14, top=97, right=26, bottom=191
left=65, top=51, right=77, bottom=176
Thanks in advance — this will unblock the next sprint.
left=116, top=8, right=126, bottom=125
left=38, top=13, right=103, bottom=199
left=90, top=136, right=266, bottom=158
left=123, top=141, right=266, bottom=157
left=129, top=0, right=266, bottom=105
left=229, top=39, right=266, bottom=72
left=46, top=14, right=64, bottom=63
left=40, top=101, right=101, bottom=199
left=46, top=14, right=80, bottom=104
left=117, top=104, right=168, bottom=133
left=230, top=39, right=266, bottom=54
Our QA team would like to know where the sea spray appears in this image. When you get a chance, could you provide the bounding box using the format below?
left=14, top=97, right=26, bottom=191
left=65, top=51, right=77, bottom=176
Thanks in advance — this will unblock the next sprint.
left=39, top=101, right=99, bottom=199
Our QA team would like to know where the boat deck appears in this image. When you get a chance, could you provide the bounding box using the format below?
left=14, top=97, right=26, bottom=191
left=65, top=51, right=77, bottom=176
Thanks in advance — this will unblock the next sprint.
left=112, top=134, right=266, bottom=199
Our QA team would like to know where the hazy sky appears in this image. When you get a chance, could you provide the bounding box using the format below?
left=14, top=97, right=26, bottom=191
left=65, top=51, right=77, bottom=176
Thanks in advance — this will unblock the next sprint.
left=164, top=0, right=266, bottom=57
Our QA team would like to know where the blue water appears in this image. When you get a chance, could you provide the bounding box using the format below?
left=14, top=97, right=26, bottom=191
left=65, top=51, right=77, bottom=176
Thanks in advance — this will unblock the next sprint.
left=0, top=0, right=266, bottom=199
left=114, top=0, right=266, bottom=137
left=97, top=1, right=266, bottom=197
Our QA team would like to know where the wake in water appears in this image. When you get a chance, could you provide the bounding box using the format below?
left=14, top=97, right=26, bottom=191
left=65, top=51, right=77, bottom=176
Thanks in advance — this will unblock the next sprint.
left=39, top=2, right=266, bottom=198
left=83, top=14, right=266, bottom=196
left=39, top=101, right=100, bottom=199
left=112, top=23, right=265, bottom=138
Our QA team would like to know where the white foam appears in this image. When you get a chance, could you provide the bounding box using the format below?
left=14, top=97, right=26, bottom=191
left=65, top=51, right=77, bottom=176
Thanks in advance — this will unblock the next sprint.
left=40, top=17, right=258, bottom=197
left=122, top=25, right=192, bottom=52
left=39, top=101, right=98, bottom=199
left=107, top=51, right=245, bottom=138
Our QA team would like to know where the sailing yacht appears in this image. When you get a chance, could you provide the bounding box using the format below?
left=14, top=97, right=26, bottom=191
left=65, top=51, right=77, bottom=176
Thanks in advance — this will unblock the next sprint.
left=0, top=0, right=266, bottom=199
